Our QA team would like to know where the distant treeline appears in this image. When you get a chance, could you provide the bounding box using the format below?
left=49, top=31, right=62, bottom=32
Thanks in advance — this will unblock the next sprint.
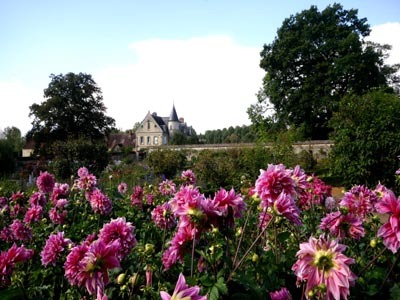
left=197, top=125, right=256, bottom=144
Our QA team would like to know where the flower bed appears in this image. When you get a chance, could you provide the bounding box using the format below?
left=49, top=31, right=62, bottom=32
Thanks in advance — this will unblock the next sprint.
left=0, top=165, right=399, bottom=299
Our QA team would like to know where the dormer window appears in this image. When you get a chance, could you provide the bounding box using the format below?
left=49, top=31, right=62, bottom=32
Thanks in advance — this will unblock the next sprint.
left=147, top=120, right=151, bottom=130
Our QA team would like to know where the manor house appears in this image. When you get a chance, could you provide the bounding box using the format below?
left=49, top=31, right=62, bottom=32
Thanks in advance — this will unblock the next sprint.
left=135, top=105, right=194, bottom=150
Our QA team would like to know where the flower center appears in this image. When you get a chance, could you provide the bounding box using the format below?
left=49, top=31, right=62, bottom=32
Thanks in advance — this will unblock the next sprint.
left=314, top=250, right=334, bottom=271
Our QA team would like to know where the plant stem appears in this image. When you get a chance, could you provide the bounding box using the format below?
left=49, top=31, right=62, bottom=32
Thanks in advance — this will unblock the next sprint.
left=232, top=206, right=252, bottom=269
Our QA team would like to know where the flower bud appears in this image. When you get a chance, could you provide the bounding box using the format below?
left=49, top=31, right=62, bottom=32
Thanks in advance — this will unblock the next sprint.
left=370, top=239, right=377, bottom=248
left=252, top=253, right=259, bottom=263
left=117, top=273, right=126, bottom=285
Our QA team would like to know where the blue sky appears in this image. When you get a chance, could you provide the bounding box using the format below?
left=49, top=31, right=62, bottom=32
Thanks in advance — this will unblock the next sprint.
left=1, top=0, right=399, bottom=135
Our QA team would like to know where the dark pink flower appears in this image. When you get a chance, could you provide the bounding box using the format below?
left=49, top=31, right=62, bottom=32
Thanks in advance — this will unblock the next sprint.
left=29, top=192, right=47, bottom=206
left=23, top=205, right=43, bottom=224
left=41, top=231, right=72, bottom=267
left=151, top=202, right=176, bottom=229
left=51, top=183, right=70, bottom=204
left=297, top=175, right=332, bottom=210
left=37, top=171, right=55, bottom=193
left=160, top=272, right=206, bottom=300
left=10, top=219, right=32, bottom=241
left=258, top=209, right=273, bottom=229
left=211, top=188, right=246, bottom=218
left=130, top=186, right=144, bottom=207
left=340, top=185, right=377, bottom=219
left=88, top=189, right=112, bottom=215
left=375, top=191, right=400, bottom=253
left=273, top=192, right=302, bottom=226
left=319, top=211, right=365, bottom=240
left=49, top=198, right=68, bottom=224
left=254, top=164, right=296, bottom=207
left=269, top=287, right=292, bottom=300
left=75, top=167, right=97, bottom=191
left=98, top=217, right=137, bottom=260
left=292, top=235, right=356, bottom=300
left=118, top=182, right=128, bottom=195
left=159, top=179, right=176, bottom=196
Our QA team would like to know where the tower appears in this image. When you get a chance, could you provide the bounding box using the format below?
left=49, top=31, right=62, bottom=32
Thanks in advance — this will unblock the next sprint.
left=168, top=104, right=180, bottom=136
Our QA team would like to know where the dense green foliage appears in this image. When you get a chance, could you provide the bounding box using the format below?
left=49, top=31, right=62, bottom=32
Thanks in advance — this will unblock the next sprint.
left=330, top=90, right=400, bottom=189
left=145, top=149, right=187, bottom=179
left=28, top=73, right=115, bottom=177
left=0, top=139, right=17, bottom=176
left=251, top=3, right=399, bottom=140
left=198, top=125, right=256, bottom=144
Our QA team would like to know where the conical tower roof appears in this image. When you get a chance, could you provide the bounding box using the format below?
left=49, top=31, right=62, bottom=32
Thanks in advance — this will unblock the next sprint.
left=169, top=104, right=179, bottom=122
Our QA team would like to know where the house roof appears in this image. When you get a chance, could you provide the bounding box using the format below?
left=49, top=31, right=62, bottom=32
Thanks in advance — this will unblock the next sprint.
left=169, top=104, right=179, bottom=122
left=107, top=133, right=135, bottom=150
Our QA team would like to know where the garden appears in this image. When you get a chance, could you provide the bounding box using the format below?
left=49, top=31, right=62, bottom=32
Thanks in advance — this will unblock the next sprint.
left=1, top=156, right=400, bottom=300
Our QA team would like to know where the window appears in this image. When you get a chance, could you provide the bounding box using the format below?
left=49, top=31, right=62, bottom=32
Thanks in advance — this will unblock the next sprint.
left=154, top=136, right=158, bottom=145
left=140, top=136, right=144, bottom=145
left=147, top=120, right=151, bottom=130
left=147, top=136, right=150, bottom=144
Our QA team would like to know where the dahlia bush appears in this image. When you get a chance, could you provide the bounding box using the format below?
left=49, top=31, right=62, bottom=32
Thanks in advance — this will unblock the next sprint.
left=0, top=165, right=400, bottom=299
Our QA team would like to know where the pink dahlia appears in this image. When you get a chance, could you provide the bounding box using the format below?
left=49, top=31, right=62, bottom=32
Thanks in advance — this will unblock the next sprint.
left=160, top=272, right=206, bottom=300
left=29, top=192, right=47, bottom=206
left=10, top=219, right=32, bottom=241
left=254, top=164, right=296, bottom=207
left=292, top=235, right=356, bottom=300
left=319, top=211, right=365, bottom=240
left=151, top=202, right=176, bottom=229
left=37, top=171, right=55, bottom=193
left=211, top=188, right=246, bottom=218
left=273, top=192, right=302, bottom=226
left=297, top=175, right=332, bottom=210
left=118, top=182, right=128, bottom=195
left=75, top=167, right=97, bottom=191
left=181, top=169, right=196, bottom=186
left=375, top=190, right=400, bottom=253
left=98, top=217, right=137, bottom=260
left=41, top=231, right=72, bottom=267
left=23, top=205, right=43, bottom=224
left=89, top=189, right=112, bottom=215
left=51, top=182, right=70, bottom=204
left=49, top=199, right=68, bottom=224
left=130, top=185, right=144, bottom=207
left=159, top=179, right=177, bottom=196
left=269, top=287, right=292, bottom=300
left=340, top=185, right=377, bottom=219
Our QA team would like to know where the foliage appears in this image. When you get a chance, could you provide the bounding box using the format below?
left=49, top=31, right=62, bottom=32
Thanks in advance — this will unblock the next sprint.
left=169, top=131, right=199, bottom=145
left=3, top=127, right=23, bottom=156
left=27, top=72, right=115, bottom=176
left=199, top=125, right=256, bottom=144
left=330, top=90, right=400, bottom=189
left=145, top=149, right=187, bottom=179
left=252, top=3, right=399, bottom=140
left=0, top=140, right=17, bottom=176
left=1, top=163, right=400, bottom=299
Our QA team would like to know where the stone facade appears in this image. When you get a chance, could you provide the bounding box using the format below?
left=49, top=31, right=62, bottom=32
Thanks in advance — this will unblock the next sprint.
left=135, top=105, right=193, bottom=151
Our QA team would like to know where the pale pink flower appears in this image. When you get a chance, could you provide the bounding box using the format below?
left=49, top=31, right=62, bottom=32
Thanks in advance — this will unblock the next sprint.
left=78, top=167, right=89, bottom=178
left=41, top=231, right=72, bottom=266
left=89, top=189, right=112, bottom=215
left=258, top=209, right=273, bottom=229
left=159, top=179, right=176, bottom=196
left=340, top=185, right=377, bottom=219
left=291, top=165, right=308, bottom=191
left=297, top=175, right=332, bottom=209
left=118, top=182, right=128, bottom=195
left=51, top=183, right=70, bottom=204
left=98, top=217, right=137, bottom=260
left=375, top=191, right=400, bottom=253
left=211, top=188, right=246, bottom=218
left=273, top=192, right=302, bottom=226
left=269, top=287, right=292, bottom=300
left=160, top=272, right=206, bottom=300
left=37, top=171, right=55, bottom=193
left=151, top=202, right=176, bottom=229
left=319, top=211, right=365, bottom=240
left=49, top=199, right=68, bottom=224
left=75, top=167, right=97, bottom=191
left=292, top=235, right=356, bottom=300
left=181, top=169, right=196, bottom=186
left=254, top=164, right=296, bottom=207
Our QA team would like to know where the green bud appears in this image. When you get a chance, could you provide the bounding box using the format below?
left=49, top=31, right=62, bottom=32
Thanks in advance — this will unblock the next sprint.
left=370, top=239, right=377, bottom=248
left=252, top=253, right=259, bottom=263
left=117, top=273, right=126, bottom=285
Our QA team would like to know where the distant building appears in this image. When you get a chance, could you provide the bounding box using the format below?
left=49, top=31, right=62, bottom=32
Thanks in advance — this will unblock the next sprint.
left=135, top=105, right=194, bottom=150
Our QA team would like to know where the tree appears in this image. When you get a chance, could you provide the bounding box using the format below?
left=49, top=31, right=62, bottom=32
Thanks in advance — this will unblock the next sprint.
left=3, top=126, right=23, bottom=156
left=28, top=73, right=115, bottom=176
left=330, top=90, right=400, bottom=189
left=252, top=3, right=399, bottom=140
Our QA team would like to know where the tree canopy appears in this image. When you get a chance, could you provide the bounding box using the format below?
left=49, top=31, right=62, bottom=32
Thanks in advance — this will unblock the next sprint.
left=251, top=3, right=399, bottom=140
left=28, top=73, right=115, bottom=176
left=330, top=90, right=400, bottom=188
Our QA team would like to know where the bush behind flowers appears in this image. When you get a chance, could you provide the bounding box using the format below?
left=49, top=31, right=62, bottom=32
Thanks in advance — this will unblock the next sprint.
left=0, top=165, right=400, bottom=299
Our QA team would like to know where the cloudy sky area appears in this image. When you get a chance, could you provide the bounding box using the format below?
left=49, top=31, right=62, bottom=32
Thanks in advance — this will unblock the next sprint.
left=1, top=0, right=399, bottom=135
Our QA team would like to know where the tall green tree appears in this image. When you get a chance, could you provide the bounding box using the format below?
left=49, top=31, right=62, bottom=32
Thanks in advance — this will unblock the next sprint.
left=28, top=73, right=115, bottom=176
left=252, top=3, right=399, bottom=140
left=330, top=90, right=400, bottom=188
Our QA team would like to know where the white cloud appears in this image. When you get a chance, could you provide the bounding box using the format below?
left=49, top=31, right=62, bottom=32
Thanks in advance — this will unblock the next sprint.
left=0, top=80, right=41, bottom=135
left=95, top=35, right=264, bottom=134
left=367, top=22, right=400, bottom=66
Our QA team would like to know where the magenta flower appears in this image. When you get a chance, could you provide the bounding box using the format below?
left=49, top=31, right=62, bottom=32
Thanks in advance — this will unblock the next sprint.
left=29, top=192, right=47, bottom=206
left=41, top=231, right=72, bottom=267
left=51, top=183, right=70, bottom=204
left=319, top=211, right=365, bottom=240
left=118, top=182, right=128, bottom=195
left=269, top=287, right=292, bottom=300
left=49, top=198, right=68, bottom=224
left=254, top=164, right=296, bottom=206
left=211, top=188, right=246, bottom=218
left=130, top=185, right=144, bottom=207
left=75, top=167, right=97, bottom=191
left=273, top=192, right=302, bottom=226
left=36, top=171, right=55, bottom=193
left=160, top=272, right=206, bottom=300
left=88, top=189, right=112, bottom=215
left=151, top=202, right=176, bottom=229
left=78, top=167, right=89, bottom=178
left=297, top=175, right=332, bottom=210
left=98, top=217, right=137, bottom=260
left=339, top=185, right=377, bottom=219
left=10, top=219, right=32, bottom=241
left=159, top=179, right=176, bottom=196
left=292, top=235, right=356, bottom=300
left=23, top=205, right=43, bottom=224
left=375, top=190, right=400, bottom=253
